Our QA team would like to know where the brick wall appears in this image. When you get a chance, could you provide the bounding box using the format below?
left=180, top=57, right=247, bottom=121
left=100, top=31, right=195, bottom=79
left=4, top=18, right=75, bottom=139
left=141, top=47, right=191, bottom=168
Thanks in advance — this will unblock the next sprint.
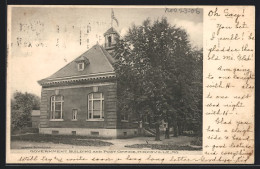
left=106, top=84, right=118, bottom=128
left=40, top=89, right=48, bottom=128
left=40, top=83, right=118, bottom=129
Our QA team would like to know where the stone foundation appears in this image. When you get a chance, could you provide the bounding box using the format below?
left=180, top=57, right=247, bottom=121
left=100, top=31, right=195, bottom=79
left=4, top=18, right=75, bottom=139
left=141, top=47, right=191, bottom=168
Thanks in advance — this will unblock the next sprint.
left=39, top=128, right=138, bottom=138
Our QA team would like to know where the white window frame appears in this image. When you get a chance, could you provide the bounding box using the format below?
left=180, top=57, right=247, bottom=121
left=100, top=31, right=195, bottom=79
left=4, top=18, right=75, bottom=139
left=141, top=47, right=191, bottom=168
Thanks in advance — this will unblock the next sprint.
left=50, top=95, right=64, bottom=121
left=78, top=62, right=84, bottom=71
left=87, top=93, right=104, bottom=121
left=72, top=109, right=78, bottom=121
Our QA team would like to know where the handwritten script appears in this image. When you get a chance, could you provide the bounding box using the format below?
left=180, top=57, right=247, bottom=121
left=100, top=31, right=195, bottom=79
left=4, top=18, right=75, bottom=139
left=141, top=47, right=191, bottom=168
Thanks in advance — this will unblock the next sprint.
left=204, top=6, right=255, bottom=164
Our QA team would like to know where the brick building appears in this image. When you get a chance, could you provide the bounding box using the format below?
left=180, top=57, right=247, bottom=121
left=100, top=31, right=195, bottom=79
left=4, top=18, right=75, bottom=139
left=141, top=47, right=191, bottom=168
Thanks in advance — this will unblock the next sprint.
left=38, top=27, right=138, bottom=138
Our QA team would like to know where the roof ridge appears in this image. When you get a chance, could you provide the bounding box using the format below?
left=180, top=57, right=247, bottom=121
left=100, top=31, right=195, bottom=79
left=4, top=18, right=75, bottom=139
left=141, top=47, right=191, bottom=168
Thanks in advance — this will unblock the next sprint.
left=100, top=45, right=115, bottom=64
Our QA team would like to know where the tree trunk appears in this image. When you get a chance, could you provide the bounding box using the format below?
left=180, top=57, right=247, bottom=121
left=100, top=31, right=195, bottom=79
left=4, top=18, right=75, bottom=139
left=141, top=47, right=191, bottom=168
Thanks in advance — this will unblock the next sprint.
left=148, top=115, right=152, bottom=128
left=165, top=127, right=170, bottom=139
left=165, top=117, right=170, bottom=139
left=173, top=121, right=178, bottom=137
left=155, top=122, right=160, bottom=141
left=178, top=121, right=183, bottom=135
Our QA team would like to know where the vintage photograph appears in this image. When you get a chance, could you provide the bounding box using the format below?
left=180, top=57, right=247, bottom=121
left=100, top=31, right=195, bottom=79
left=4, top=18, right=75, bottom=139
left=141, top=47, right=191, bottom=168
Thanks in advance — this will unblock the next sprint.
left=9, top=7, right=203, bottom=152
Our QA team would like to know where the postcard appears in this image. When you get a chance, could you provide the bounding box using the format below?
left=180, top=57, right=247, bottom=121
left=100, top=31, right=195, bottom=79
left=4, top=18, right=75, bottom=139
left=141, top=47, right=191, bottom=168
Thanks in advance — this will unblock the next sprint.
left=6, top=5, right=255, bottom=164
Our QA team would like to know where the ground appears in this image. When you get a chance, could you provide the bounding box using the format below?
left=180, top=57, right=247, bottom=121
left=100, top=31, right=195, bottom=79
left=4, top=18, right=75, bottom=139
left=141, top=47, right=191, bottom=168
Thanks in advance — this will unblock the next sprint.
left=11, top=133, right=202, bottom=153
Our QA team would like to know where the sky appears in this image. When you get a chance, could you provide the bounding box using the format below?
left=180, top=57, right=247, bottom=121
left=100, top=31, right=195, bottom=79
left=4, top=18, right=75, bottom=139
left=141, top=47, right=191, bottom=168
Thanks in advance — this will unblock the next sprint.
left=8, top=6, right=203, bottom=96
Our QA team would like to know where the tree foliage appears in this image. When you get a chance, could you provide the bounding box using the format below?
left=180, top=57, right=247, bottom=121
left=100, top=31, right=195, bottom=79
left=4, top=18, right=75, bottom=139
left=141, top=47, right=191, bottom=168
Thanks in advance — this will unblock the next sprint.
left=11, top=91, right=40, bottom=132
left=114, top=18, right=202, bottom=140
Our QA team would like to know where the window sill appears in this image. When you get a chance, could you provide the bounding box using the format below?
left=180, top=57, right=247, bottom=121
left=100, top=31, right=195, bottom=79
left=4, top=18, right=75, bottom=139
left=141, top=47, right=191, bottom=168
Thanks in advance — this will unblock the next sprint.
left=49, top=119, right=64, bottom=121
left=86, top=119, right=104, bottom=121
left=71, top=119, right=78, bottom=121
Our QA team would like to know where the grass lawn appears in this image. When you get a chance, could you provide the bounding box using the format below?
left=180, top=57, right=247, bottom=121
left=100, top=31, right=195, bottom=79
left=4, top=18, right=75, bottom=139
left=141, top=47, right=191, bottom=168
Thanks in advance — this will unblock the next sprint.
left=11, top=134, right=113, bottom=147
left=125, top=144, right=202, bottom=151
left=11, top=134, right=202, bottom=151
left=124, top=136, right=202, bottom=151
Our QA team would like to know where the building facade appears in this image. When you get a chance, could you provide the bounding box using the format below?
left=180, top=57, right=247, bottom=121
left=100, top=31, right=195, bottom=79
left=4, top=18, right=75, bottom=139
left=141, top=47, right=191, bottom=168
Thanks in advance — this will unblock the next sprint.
left=38, top=27, right=138, bottom=138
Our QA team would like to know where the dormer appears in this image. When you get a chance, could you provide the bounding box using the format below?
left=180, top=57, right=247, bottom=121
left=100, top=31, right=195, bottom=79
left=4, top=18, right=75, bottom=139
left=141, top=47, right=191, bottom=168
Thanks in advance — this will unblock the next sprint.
left=75, top=56, right=90, bottom=71
left=104, top=27, right=120, bottom=54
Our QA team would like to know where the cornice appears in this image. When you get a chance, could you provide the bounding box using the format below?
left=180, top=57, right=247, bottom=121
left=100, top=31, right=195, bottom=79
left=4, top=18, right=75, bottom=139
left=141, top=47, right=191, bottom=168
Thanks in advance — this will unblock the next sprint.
left=39, top=72, right=116, bottom=87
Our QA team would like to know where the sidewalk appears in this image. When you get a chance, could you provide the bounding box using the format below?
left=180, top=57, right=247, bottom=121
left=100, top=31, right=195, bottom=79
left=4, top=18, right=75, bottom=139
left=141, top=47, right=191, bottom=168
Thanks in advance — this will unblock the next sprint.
left=11, top=135, right=200, bottom=151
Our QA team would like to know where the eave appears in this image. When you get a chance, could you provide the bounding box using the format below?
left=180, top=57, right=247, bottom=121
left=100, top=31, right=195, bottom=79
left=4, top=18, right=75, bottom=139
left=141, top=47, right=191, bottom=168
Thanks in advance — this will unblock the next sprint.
left=38, top=72, right=116, bottom=87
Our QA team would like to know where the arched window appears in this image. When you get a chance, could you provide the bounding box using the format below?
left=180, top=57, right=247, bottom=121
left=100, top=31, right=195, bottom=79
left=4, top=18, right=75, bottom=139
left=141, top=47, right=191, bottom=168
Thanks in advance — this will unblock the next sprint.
left=88, top=93, right=104, bottom=120
left=50, top=95, right=64, bottom=120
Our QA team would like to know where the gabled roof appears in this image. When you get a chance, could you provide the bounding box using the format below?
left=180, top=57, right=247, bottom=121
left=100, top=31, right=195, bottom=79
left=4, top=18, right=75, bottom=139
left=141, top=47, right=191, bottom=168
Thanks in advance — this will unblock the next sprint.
left=38, top=44, right=115, bottom=85
left=104, top=27, right=119, bottom=36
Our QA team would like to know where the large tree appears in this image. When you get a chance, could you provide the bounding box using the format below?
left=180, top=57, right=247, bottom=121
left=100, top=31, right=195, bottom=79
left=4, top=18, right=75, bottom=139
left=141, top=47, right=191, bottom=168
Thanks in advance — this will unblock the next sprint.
left=114, top=18, right=202, bottom=140
left=11, top=91, right=40, bottom=132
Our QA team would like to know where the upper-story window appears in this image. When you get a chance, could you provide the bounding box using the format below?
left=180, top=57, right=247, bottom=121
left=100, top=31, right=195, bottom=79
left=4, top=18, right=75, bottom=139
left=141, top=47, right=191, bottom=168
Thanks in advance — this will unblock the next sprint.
left=78, top=62, right=84, bottom=71
left=108, top=36, right=112, bottom=47
left=88, top=93, right=104, bottom=120
left=50, top=95, right=64, bottom=120
left=75, top=56, right=89, bottom=71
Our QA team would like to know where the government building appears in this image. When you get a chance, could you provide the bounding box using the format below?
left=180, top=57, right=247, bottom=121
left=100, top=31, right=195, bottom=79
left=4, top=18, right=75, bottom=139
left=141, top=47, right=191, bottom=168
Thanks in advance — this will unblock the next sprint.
left=38, top=27, right=139, bottom=138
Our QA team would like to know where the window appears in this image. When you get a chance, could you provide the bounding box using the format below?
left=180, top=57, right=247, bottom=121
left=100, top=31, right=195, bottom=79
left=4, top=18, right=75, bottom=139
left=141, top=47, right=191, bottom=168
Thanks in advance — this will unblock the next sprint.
left=121, top=112, right=129, bottom=121
left=78, top=63, right=84, bottom=71
left=88, top=93, right=104, bottom=120
left=72, top=109, right=78, bottom=120
left=50, top=95, right=64, bottom=120
left=108, top=36, right=112, bottom=47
